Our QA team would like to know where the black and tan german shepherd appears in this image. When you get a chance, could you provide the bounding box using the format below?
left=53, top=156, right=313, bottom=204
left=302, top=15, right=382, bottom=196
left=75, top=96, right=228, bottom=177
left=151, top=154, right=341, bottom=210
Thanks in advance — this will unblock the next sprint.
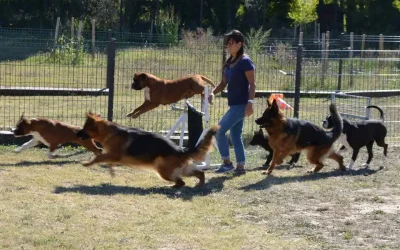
left=255, top=99, right=345, bottom=175
left=77, top=112, right=218, bottom=188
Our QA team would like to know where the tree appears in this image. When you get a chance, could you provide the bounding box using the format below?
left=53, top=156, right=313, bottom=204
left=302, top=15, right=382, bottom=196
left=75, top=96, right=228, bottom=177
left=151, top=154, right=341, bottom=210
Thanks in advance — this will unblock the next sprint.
left=288, top=0, right=318, bottom=33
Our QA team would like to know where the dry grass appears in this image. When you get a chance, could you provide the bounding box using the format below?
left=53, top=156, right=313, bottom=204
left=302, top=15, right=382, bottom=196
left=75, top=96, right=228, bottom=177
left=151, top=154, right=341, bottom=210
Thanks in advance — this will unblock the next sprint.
left=0, top=143, right=399, bottom=249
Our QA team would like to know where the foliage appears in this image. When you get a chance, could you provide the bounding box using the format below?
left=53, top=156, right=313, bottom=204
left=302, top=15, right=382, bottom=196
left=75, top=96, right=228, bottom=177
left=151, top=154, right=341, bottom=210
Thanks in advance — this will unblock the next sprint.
left=245, top=27, right=272, bottom=54
left=0, top=0, right=400, bottom=37
left=48, top=35, right=85, bottom=65
left=288, top=0, right=318, bottom=25
left=395, top=0, right=400, bottom=9
left=154, top=5, right=180, bottom=45
left=181, top=27, right=218, bottom=50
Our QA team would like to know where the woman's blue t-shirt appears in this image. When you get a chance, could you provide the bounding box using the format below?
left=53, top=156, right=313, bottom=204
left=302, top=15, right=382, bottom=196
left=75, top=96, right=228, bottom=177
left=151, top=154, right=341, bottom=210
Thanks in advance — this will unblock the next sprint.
left=224, top=54, right=255, bottom=106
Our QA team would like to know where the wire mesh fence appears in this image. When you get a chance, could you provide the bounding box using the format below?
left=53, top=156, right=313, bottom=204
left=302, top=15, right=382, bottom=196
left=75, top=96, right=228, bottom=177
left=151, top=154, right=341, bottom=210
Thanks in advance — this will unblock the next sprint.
left=1, top=28, right=400, bottom=144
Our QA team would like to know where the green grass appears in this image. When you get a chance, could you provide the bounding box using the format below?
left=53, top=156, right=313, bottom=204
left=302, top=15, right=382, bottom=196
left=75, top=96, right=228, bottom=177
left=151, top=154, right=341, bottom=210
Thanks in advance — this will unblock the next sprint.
left=0, top=144, right=399, bottom=249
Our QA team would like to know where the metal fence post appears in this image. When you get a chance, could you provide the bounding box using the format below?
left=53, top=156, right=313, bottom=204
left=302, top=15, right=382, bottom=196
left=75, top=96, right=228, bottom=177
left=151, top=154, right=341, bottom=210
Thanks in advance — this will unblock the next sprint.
left=294, top=34, right=303, bottom=119
left=106, top=38, right=116, bottom=122
left=337, top=58, right=343, bottom=91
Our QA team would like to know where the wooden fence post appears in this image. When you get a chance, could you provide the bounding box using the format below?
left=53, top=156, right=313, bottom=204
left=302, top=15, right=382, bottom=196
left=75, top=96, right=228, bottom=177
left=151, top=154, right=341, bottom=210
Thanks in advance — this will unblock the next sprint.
left=92, top=19, right=96, bottom=54
left=325, top=31, right=330, bottom=74
left=54, top=17, right=61, bottom=46
left=71, top=17, right=75, bottom=40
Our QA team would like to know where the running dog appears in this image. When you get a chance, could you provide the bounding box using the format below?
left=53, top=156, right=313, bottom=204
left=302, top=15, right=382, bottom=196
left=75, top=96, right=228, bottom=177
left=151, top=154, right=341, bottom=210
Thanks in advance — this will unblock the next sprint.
left=76, top=112, right=218, bottom=188
left=255, top=100, right=345, bottom=175
left=126, top=72, right=215, bottom=118
left=322, top=105, right=388, bottom=169
left=249, top=128, right=301, bottom=169
left=13, top=114, right=102, bottom=158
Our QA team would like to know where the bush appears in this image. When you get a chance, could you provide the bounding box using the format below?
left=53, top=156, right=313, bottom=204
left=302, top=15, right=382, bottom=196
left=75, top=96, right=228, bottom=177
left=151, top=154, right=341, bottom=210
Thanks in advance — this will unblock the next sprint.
left=48, top=34, right=85, bottom=65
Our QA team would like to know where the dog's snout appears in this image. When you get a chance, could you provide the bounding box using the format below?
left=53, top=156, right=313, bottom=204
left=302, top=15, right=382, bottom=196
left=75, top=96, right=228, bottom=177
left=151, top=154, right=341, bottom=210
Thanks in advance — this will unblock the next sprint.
left=131, top=79, right=143, bottom=90
left=76, top=129, right=90, bottom=140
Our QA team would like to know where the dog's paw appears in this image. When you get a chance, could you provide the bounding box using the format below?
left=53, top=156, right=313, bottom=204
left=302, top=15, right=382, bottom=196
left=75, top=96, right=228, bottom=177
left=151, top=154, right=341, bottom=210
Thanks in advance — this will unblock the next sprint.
left=82, top=162, right=92, bottom=167
left=125, top=112, right=133, bottom=118
left=262, top=170, right=272, bottom=175
left=361, top=163, right=370, bottom=168
left=15, top=147, right=22, bottom=153
left=47, top=153, right=57, bottom=159
left=286, top=163, right=295, bottom=170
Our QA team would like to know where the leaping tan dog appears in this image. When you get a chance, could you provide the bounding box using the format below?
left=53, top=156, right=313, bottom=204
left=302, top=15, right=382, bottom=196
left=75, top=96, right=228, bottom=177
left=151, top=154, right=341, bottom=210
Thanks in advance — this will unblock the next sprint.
left=126, top=72, right=215, bottom=119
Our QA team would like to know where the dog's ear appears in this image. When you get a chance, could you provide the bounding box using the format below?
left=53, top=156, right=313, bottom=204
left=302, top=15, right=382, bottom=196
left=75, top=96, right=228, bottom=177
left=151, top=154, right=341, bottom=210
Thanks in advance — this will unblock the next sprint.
left=271, top=99, right=279, bottom=112
left=86, top=111, right=95, bottom=118
left=137, top=73, right=147, bottom=81
left=267, top=99, right=272, bottom=108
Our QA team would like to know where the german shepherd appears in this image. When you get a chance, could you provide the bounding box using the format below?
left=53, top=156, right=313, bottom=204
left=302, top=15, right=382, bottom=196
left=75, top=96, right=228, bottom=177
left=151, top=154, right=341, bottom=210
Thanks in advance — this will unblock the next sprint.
left=249, top=128, right=301, bottom=168
left=76, top=112, right=218, bottom=188
left=255, top=99, right=345, bottom=175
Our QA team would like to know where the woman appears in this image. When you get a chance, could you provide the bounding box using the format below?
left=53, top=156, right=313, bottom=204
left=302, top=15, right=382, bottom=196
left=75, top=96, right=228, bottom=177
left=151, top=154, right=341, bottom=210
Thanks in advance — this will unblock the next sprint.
left=208, top=29, right=256, bottom=175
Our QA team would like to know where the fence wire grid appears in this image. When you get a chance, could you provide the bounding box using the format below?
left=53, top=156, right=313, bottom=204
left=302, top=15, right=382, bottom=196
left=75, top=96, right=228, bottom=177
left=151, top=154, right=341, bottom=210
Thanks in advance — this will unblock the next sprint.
left=1, top=29, right=400, bottom=145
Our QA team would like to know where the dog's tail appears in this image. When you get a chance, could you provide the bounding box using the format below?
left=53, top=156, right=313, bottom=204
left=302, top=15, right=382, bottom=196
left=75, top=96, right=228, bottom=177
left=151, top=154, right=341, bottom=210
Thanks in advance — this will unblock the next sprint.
left=183, top=125, right=219, bottom=161
left=327, top=103, right=343, bottom=142
left=200, top=75, right=216, bottom=88
left=366, top=105, right=385, bottom=122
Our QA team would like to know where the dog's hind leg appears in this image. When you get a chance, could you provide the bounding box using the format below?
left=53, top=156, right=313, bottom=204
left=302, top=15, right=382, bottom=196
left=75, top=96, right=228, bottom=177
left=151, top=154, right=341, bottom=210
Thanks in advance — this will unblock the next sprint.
left=375, top=138, right=388, bottom=157
left=362, top=141, right=374, bottom=168
left=181, top=164, right=205, bottom=187
left=156, top=157, right=187, bottom=188
left=159, top=169, right=186, bottom=188
left=348, top=148, right=361, bottom=170
left=328, top=151, right=346, bottom=171
left=187, top=169, right=205, bottom=187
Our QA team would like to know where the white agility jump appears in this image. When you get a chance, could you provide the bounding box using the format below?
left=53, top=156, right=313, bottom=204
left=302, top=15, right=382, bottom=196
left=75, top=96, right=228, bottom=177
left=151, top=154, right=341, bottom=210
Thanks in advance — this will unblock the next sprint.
left=165, top=85, right=220, bottom=170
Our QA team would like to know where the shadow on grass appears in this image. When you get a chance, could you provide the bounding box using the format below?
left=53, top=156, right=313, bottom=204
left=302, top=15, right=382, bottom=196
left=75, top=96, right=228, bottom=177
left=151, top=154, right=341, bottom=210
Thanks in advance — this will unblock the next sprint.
left=0, top=151, right=88, bottom=167
left=53, top=176, right=230, bottom=200
left=240, top=167, right=384, bottom=192
left=248, top=164, right=304, bottom=172
left=0, top=160, right=78, bottom=167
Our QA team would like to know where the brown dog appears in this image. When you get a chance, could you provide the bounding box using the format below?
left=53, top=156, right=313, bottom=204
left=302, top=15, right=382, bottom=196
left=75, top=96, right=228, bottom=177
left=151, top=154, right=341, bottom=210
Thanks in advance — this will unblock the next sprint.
left=76, top=112, right=219, bottom=188
left=13, top=114, right=102, bottom=158
left=255, top=100, right=345, bottom=175
left=126, top=72, right=216, bottom=118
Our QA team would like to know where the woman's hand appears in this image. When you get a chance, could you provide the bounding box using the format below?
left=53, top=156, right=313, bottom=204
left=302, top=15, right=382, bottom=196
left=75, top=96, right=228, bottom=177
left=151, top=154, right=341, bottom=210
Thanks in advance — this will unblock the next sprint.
left=208, top=93, right=215, bottom=105
left=245, top=102, right=253, bottom=117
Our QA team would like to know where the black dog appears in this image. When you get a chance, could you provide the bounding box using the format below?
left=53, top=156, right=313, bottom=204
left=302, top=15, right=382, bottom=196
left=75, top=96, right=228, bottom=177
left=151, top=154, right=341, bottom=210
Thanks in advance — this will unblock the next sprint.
left=249, top=128, right=301, bottom=169
left=322, top=105, right=388, bottom=169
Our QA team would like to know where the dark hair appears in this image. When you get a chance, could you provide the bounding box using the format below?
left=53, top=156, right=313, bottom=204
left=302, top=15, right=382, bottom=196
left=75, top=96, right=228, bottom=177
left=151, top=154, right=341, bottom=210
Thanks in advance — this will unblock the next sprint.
left=223, top=30, right=245, bottom=70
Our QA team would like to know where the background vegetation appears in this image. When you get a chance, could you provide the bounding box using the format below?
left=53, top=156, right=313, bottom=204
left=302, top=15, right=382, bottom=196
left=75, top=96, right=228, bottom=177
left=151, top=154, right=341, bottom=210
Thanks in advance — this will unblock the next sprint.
left=1, top=0, right=400, bottom=37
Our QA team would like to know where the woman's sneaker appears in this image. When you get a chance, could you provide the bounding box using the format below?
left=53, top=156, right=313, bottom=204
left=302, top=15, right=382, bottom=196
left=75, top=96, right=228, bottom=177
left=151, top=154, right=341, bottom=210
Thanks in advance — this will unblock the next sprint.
left=215, top=163, right=235, bottom=173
